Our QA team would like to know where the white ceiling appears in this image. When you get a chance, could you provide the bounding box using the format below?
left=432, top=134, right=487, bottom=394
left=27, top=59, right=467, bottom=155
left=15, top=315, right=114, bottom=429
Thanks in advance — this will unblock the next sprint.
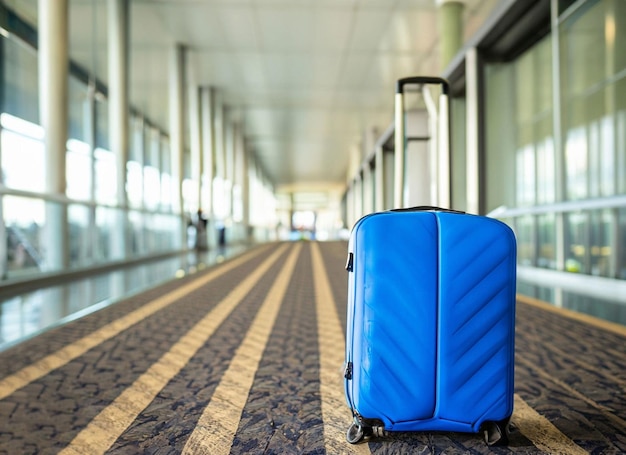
left=8, top=0, right=500, bottom=198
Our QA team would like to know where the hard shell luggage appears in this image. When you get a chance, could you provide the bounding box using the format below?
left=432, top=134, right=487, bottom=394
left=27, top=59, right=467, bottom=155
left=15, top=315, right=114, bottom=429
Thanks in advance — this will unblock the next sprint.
left=343, top=77, right=517, bottom=446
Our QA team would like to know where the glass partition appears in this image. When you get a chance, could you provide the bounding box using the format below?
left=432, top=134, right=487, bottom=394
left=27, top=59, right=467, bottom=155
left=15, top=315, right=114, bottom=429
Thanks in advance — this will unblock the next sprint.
left=0, top=114, right=45, bottom=193
left=68, top=203, right=92, bottom=269
left=3, top=195, right=45, bottom=276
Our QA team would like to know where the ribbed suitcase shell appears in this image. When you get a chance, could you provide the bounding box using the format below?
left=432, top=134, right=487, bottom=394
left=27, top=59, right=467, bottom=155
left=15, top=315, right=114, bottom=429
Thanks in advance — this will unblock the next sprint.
left=345, top=210, right=516, bottom=434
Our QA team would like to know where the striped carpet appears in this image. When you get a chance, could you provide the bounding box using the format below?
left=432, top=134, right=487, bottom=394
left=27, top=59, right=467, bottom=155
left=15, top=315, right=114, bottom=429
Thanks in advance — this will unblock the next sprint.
left=0, top=242, right=624, bottom=454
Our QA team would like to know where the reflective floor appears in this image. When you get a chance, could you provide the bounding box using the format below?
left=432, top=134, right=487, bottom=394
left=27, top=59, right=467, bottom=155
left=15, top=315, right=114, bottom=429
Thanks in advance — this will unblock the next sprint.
left=0, top=246, right=248, bottom=352
left=517, top=280, right=626, bottom=325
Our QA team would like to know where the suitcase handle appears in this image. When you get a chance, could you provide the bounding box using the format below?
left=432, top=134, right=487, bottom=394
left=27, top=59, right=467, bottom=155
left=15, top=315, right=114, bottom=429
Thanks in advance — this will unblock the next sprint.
left=396, top=76, right=449, bottom=95
left=394, top=76, right=452, bottom=209
left=390, top=205, right=464, bottom=214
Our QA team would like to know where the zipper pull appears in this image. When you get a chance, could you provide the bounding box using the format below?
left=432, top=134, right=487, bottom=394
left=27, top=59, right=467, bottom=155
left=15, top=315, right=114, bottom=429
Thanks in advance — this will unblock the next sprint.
left=344, top=361, right=353, bottom=380
left=345, top=252, right=354, bottom=272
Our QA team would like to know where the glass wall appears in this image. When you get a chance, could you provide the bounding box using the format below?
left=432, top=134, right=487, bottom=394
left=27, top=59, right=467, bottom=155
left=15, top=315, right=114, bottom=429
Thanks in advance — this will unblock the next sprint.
left=486, top=32, right=554, bottom=214
left=0, top=2, right=275, bottom=284
left=559, top=0, right=625, bottom=280
left=484, top=63, right=517, bottom=213
left=483, top=0, right=626, bottom=318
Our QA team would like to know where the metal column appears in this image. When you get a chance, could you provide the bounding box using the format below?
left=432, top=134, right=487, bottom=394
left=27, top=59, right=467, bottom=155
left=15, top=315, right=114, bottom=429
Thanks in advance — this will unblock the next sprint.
left=169, top=44, right=185, bottom=216
left=169, top=43, right=185, bottom=247
left=200, top=87, right=216, bottom=248
left=200, top=87, right=215, bottom=218
left=108, top=0, right=129, bottom=259
left=39, top=0, right=69, bottom=270
left=188, top=81, right=202, bottom=212
left=438, top=0, right=465, bottom=70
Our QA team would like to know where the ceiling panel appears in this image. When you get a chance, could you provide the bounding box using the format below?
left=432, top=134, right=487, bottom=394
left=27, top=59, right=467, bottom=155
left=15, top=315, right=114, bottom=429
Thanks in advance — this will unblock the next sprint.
left=218, top=6, right=260, bottom=50
left=336, top=52, right=375, bottom=90
left=379, top=8, right=438, bottom=52
left=7, top=0, right=503, bottom=193
left=256, top=7, right=316, bottom=52
left=360, top=53, right=423, bottom=91
left=129, top=5, right=173, bottom=46
left=310, top=8, right=355, bottom=52
left=195, top=51, right=245, bottom=87
left=347, top=8, right=395, bottom=51
left=235, top=53, right=268, bottom=90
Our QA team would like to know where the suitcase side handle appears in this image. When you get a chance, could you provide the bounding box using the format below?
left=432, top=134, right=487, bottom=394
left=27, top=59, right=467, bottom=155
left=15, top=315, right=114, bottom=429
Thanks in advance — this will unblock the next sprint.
left=396, top=76, right=449, bottom=95
left=390, top=205, right=464, bottom=214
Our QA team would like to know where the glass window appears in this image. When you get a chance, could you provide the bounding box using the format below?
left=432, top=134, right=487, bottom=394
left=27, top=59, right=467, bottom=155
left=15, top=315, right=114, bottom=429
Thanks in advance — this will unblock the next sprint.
left=94, top=206, right=125, bottom=262
left=536, top=127, right=555, bottom=204
left=68, top=203, right=91, bottom=268
left=3, top=195, right=45, bottom=276
left=144, top=128, right=161, bottom=210
left=66, top=138, right=92, bottom=200
left=516, top=144, right=535, bottom=207
left=0, top=114, right=45, bottom=193
left=129, top=117, right=144, bottom=163
left=127, top=118, right=143, bottom=208
left=127, top=161, right=143, bottom=208
left=561, top=1, right=605, bottom=92
left=617, top=80, right=626, bottom=195
left=232, top=184, right=242, bottom=223
left=564, top=212, right=588, bottom=273
left=516, top=215, right=534, bottom=267
left=589, top=209, right=613, bottom=278
left=128, top=210, right=143, bottom=256
left=182, top=178, right=198, bottom=216
left=182, top=149, right=197, bottom=215
left=94, top=148, right=116, bottom=205
left=160, top=137, right=172, bottom=209
left=68, top=75, right=88, bottom=142
left=151, top=213, right=182, bottom=251
left=560, top=0, right=625, bottom=201
left=95, top=96, right=109, bottom=151
left=598, top=113, right=615, bottom=197
left=1, top=35, right=38, bottom=123
left=484, top=63, right=516, bottom=212
left=213, top=176, right=227, bottom=219
left=564, top=122, right=588, bottom=200
left=485, top=34, right=552, bottom=214
left=586, top=90, right=615, bottom=198
left=144, top=166, right=161, bottom=210
left=537, top=213, right=557, bottom=269
left=618, top=208, right=626, bottom=279
left=565, top=122, right=589, bottom=200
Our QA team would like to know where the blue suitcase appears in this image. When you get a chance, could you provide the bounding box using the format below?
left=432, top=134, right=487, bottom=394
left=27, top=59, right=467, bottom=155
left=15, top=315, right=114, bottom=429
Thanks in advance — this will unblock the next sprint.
left=344, top=207, right=516, bottom=445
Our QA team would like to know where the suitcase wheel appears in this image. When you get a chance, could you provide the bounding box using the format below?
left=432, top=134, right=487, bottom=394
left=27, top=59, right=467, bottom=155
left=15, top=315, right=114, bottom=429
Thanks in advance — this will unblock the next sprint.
left=346, top=422, right=365, bottom=444
left=346, top=416, right=386, bottom=444
left=481, top=418, right=510, bottom=446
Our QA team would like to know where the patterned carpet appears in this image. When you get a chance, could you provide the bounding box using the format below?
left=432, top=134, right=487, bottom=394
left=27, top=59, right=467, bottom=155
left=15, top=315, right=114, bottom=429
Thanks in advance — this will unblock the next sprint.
left=0, top=241, right=624, bottom=454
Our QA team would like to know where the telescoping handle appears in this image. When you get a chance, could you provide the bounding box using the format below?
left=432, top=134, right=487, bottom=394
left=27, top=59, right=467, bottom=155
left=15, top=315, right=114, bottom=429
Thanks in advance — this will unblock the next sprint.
left=396, top=76, right=449, bottom=95
left=394, top=76, right=451, bottom=209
